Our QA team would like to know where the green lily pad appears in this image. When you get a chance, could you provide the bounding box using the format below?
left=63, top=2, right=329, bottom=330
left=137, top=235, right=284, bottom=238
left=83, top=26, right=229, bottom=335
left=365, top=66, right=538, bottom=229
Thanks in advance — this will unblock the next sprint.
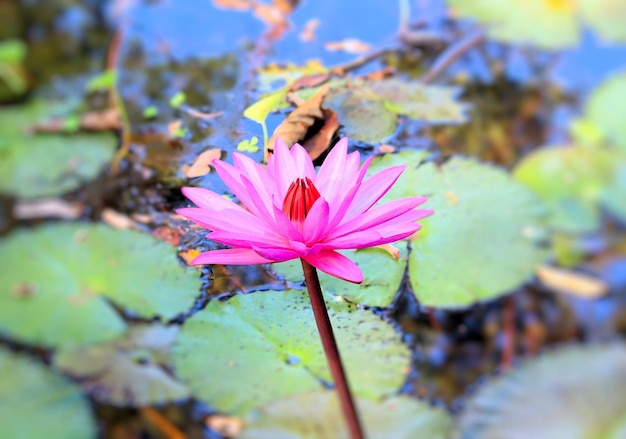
left=514, top=146, right=626, bottom=232
left=0, top=347, right=96, bottom=439
left=172, top=289, right=410, bottom=415
left=0, top=224, right=200, bottom=348
left=368, top=152, right=547, bottom=308
left=447, top=0, right=579, bottom=49
left=457, top=343, right=626, bottom=439
left=585, top=72, right=626, bottom=151
left=240, top=391, right=452, bottom=439
left=0, top=100, right=117, bottom=199
left=273, top=244, right=408, bottom=307
left=54, top=324, right=189, bottom=407
left=580, top=0, right=626, bottom=43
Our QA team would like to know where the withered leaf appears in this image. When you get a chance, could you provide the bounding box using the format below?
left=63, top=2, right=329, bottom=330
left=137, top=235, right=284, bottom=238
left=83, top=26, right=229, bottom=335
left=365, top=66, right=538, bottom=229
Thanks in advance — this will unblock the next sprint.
left=267, top=84, right=329, bottom=159
left=183, top=148, right=222, bottom=178
left=301, top=109, right=339, bottom=161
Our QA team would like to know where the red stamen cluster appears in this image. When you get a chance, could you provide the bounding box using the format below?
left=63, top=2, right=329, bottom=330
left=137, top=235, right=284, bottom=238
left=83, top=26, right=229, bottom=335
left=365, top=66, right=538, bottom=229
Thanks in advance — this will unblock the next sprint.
left=282, top=177, right=321, bottom=222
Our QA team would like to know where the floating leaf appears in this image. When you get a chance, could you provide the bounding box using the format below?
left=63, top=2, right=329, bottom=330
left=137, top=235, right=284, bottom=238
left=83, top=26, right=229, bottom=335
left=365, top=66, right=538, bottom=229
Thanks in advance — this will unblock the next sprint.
left=514, top=146, right=626, bottom=232
left=0, top=348, right=96, bottom=439
left=535, top=265, right=608, bottom=298
left=448, top=0, right=579, bottom=49
left=585, top=71, right=626, bottom=151
left=86, top=69, right=117, bottom=92
left=579, top=0, right=626, bottom=43
left=183, top=148, right=222, bottom=178
left=169, top=91, right=186, bottom=108
left=0, top=39, right=27, bottom=63
left=0, top=224, right=200, bottom=348
left=241, top=391, right=452, bottom=439
left=256, top=60, right=328, bottom=92
left=55, top=324, right=189, bottom=407
left=0, top=100, right=116, bottom=199
left=244, top=89, right=288, bottom=124
left=457, top=344, right=626, bottom=439
left=267, top=84, right=328, bottom=152
left=369, top=78, right=468, bottom=123
left=172, top=289, right=409, bottom=415
left=368, top=152, right=547, bottom=308
left=325, top=89, right=398, bottom=142
left=236, top=136, right=260, bottom=153
left=273, top=244, right=408, bottom=307
left=143, top=105, right=159, bottom=119
left=323, top=79, right=468, bottom=143
left=601, top=159, right=626, bottom=222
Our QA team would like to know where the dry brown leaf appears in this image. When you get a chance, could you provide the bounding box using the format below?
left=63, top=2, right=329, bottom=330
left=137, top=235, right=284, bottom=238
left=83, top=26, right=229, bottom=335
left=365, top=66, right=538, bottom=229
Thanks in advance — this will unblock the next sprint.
left=299, top=18, right=320, bottom=42
left=288, top=73, right=330, bottom=92
left=212, top=0, right=254, bottom=10
left=267, top=84, right=329, bottom=157
left=301, top=109, right=339, bottom=161
left=179, top=249, right=201, bottom=265
left=79, top=108, right=121, bottom=130
left=253, top=2, right=287, bottom=27
left=131, top=213, right=152, bottom=224
left=325, top=38, right=372, bottom=54
left=375, top=243, right=401, bottom=259
left=377, top=144, right=395, bottom=154
left=33, top=108, right=121, bottom=133
left=101, top=208, right=140, bottom=230
left=206, top=415, right=243, bottom=437
left=536, top=265, right=608, bottom=299
left=359, top=66, right=395, bottom=81
left=152, top=226, right=181, bottom=246
left=13, top=199, right=83, bottom=220
left=273, top=0, right=297, bottom=14
left=183, top=148, right=222, bottom=178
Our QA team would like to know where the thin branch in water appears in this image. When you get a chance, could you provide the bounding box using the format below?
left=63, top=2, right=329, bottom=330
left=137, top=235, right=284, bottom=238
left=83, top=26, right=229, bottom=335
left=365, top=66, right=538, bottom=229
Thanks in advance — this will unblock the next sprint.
left=421, top=29, right=485, bottom=84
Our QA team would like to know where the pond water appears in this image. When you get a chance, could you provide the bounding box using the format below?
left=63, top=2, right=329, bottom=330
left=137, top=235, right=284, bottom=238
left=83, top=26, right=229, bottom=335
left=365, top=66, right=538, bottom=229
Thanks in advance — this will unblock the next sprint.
left=1, top=1, right=626, bottom=438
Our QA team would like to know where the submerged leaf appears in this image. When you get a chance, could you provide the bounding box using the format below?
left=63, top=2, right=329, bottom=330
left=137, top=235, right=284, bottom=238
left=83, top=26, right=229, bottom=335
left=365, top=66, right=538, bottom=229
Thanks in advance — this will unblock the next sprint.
left=457, top=344, right=626, bottom=439
left=172, top=289, right=410, bottom=415
left=0, top=224, right=200, bottom=348
left=241, top=391, right=452, bottom=439
left=0, top=348, right=96, bottom=439
left=55, top=324, right=189, bottom=407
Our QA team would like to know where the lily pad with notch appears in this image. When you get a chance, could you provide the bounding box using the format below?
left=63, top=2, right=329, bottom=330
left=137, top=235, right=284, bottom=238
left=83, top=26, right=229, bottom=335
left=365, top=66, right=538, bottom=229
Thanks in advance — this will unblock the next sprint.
left=367, top=151, right=548, bottom=308
left=273, top=244, right=408, bottom=307
left=172, top=289, right=410, bottom=415
left=0, top=223, right=200, bottom=348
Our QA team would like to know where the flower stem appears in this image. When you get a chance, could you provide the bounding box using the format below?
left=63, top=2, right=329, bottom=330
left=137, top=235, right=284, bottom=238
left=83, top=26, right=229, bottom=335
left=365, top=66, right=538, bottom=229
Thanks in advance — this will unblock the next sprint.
left=300, top=259, right=365, bottom=439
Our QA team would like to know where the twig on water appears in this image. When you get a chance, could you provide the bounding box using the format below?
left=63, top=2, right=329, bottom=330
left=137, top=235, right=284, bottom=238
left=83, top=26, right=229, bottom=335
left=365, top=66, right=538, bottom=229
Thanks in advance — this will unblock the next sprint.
left=421, top=29, right=485, bottom=84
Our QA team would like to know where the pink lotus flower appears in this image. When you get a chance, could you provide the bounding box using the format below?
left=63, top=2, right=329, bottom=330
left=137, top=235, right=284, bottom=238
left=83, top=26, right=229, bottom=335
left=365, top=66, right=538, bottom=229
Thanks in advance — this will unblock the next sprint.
left=177, top=138, right=432, bottom=283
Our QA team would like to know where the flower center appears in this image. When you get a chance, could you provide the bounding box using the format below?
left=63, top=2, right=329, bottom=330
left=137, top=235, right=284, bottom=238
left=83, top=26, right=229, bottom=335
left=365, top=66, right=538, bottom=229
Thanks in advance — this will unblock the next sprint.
left=282, top=177, right=321, bottom=222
